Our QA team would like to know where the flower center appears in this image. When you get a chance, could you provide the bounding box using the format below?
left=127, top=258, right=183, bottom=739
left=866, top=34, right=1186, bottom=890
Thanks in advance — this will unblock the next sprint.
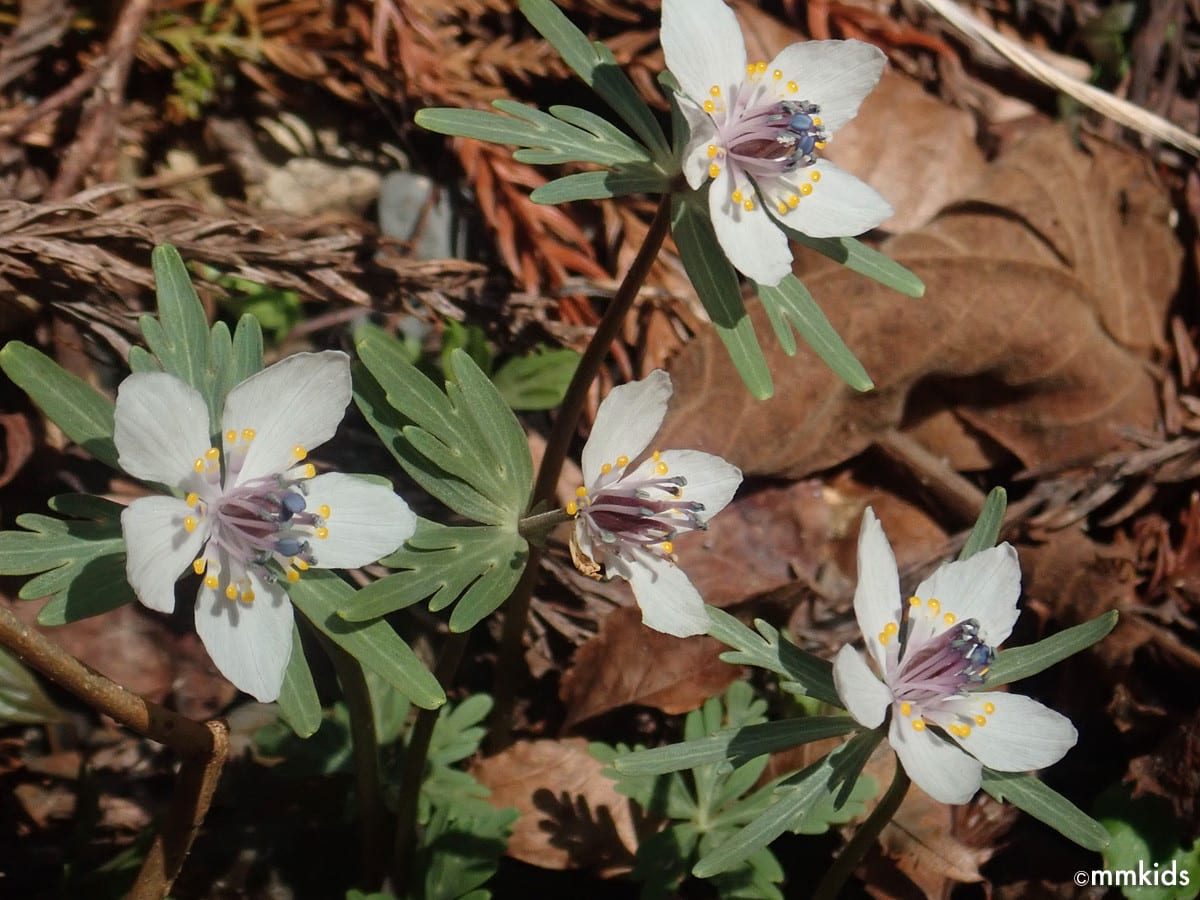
left=700, top=61, right=829, bottom=216
left=185, top=435, right=330, bottom=603
left=568, top=451, right=705, bottom=561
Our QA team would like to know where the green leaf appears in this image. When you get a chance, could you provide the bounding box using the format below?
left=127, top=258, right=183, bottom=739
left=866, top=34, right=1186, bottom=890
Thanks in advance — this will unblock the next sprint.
left=529, top=166, right=670, bottom=204
left=754, top=275, right=872, bottom=391
left=671, top=193, right=772, bottom=399
left=342, top=520, right=528, bottom=633
left=355, top=325, right=533, bottom=525
left=959, top=487, right=1008, bottom=560
left=0, top=645, right=62, bottom=724
left=706, top=608, right=840, bottom=706
left=0, top=494, right=134, bottom=624
left=1095, top=782, right=1200, bottom=900
left=0, top=342, right=118, bottom=469
left=146, top=244, right=213, bottom=415
left=415, top=103, right=649, bottom=168
left=277, top=624, right=322, bottom=738
left=983, top=610, right=1119, bottom=689
left=517, top=0, right=670, bottom=159
left=693, top=732, right=876, bottom=877
left=289, top=571, right=444, bottom=710
left=491, top=347, right=580, bottom=410
left=419, top=802, right=518, bottom=900
left=616, top=716, right=857, bottom=776
left=785, top=231, right=925, bottom=298
left=982, top=770, right=1110, bottom=851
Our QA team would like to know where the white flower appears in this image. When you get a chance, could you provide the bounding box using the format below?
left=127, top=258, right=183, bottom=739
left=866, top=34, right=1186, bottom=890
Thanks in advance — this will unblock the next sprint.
left=833, top=509, right=1078, bottom=804
left=113, top=351, right=416, bottom=702
left=567, top=370, right=742, bottom=638
left=661, top=0, right=893, bottom=286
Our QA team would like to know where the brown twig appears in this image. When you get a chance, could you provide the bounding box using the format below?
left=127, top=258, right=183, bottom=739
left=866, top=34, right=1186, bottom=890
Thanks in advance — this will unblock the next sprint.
left=49, top=0, right=154, bottom=198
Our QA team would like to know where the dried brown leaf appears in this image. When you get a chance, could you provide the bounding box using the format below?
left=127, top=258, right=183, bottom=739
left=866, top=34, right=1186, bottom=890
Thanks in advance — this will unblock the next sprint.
left=0, top=412, right=34, bottom=489
left=471, top=738, right=638, bottom=874
left=662, top=128, right=1180, bottom=478
left=558, top=606, right=739, bottom=728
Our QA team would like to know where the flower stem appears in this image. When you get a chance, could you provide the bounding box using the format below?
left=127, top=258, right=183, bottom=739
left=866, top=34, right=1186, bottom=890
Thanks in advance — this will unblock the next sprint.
left=319, top=633, right=386, bottom=890
left=812, top=758, right=911, bottom=900
left=391, top=629, right=471, bottom=893
left=517, top=507, right=575, bottom=542
left=492, top=194, right=673, bottom=743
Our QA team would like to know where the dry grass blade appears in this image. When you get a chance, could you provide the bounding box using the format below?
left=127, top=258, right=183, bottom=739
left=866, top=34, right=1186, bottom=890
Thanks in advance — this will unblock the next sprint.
left=0, top=0, right=73, bottom=92
left=916, top=0, right=1200, bottom=155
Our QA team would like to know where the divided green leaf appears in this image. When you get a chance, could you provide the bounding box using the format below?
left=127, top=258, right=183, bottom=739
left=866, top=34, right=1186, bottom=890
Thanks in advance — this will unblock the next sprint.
left=982, top=769, right=1110, bottom=851
left=959, top=487, right=1008, bottom=560
left=786, top=231, right=925, bottom=299
left=983, top=610, right=1119, bottom=689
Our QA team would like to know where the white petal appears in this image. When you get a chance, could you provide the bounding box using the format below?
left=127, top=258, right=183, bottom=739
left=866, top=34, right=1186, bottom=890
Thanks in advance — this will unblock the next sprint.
left=583, top=370, right=672, bottom=483
left=661, top=0, right=747, bottom=104
left=114, top=373, right=212, bottom=487
left=121, top=496, right=209, bottom=613
left=765, top=39, right=885, bottom=133
left=302, top=473, right=417, bottom=569
left=943, top=692, right=1078, bottom=772
left=624, top=449, right=742, bottom=525
left=914, top=543, right=1021, bottom=647
left=709, top=170, right=794, bottom=285
left=223, top=351, right=352, bottom=485
left=889, top=715, right=982, bottom=805
left=832, top=645, right=890, bottom=728
left=626, top=555, right=710, bottom=637
left=679, top=98, right=719, bottom=190
left=853, top=508, right=903, bottom=671
left=767, top=160, right=892, bottom=239
left=194, top=572, right=293, bottom=702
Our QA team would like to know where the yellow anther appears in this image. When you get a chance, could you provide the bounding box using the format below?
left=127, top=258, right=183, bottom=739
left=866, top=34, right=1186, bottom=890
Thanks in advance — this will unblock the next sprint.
left=743, top=198, right=755, bottom=211
left=912, top=719, right=926, bottom=731
left=707, top=144, right=718, bottom=158
left=928, top=599, right=940, bottom=614
left=575, top=485, right=588, bottom=498
left=566, top=501, right=578, bottom=516
left=193, top=457, right=205, bottom=473
left=600, top=463, right=612, bottom=475
left=800, top=183, right=813, bottom=196
left=878, top=631, right=890, bottom=646
left=318, top=504, right=331, bottom=519
left=184, top=516, right=197, bottom=534
left=242, top=429, right=256, bottom=441
left=205, top=447, right=220, bottom=461
left=883, top=622, right=898, bottom=636
left=777, top=201, right=788, bottom=214
left=286, top=569, right=300, bottom=583
left=745, top=63, right=756, bottom=74
left=292, top=445, right=307, bottom=460
left=652, top=450, right=661, bottom=461
left=899, top=702, right=912, bottom=717
left=708, top=162, right=721, bottom=179
left=983, top=702, right=996, bottom=715
left=205, top=575, right=219, bottom=590
left=772, top=69, right=783, bottom=80
left=616, top=455, right=629, bottom=468
left=944, top=612, right=957, bottom=625
left=974, top=714, right=987, bottom=726
left=225, top=584, right=238, bottom=600
left=294, top=558, right=309, bottom=571
left=731, top=189, right=743, bottom=204
left=810, top=170, right=821, bottom=182
left=703, top=99, right=716, bottom=113
left=241, top=590, right=255, bottom=604
left=956, top=724, right=972, bottom=738
left=301, top=464, right=316, bottom=479
left=787, top=194, right=799, bottom=209
left=814, top=141, right=826, bottom=150
left=655, top=461, right=669, bottom=476
left=661, top=540, right=674, bottom=554
left=193, top=558, right=206, bottom=575
left=225, top=429, right=237, bottom=444
left=787, top=80, right=798, bottom=93
left=755, top=61, right=767, bottom=73
left=185, top=492, right=200, bottom=507
left=316, top=527, right=329, bottom=540
left=812, top=116, right=822, bottom=126
left=709, top=85, right=721, bottom=97
left=909, top=596, right=921, bottom=607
